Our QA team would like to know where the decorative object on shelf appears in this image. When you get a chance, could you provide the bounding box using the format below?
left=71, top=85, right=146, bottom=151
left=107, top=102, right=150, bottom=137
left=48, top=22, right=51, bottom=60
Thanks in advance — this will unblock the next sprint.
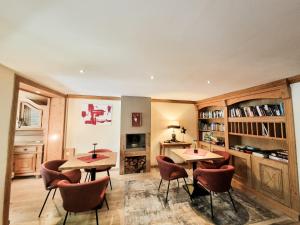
left=167, top=121, right=180, bottom=142
left=181, top=127, right=187, bottom=141
left=132, top=112, right=142, bottom=127
left=92, top=143, right=98, bottom=159
left=81, top=103, right=112, bottom=125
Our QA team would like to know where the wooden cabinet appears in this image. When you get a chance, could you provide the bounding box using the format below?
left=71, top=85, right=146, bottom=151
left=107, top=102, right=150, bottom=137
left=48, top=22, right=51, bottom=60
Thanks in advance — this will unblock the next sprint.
left=196, top=80, right=300, bottom=217
left=13, top=145, right=43, bottom=177
left=228, top=150, right=252, bottom=186
left=252, top=156, right=290, bottom=207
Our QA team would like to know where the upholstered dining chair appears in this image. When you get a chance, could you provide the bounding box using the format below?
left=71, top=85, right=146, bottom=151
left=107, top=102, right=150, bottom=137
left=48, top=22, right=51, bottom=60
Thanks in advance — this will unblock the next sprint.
left=156, top=155, right=190, bottom=202
left=57, top=176, right=110, bottom=225
left=84, top=149, right=113, bottom=190
left=193, top=165, right=237, bottom=218
left=199, top=150, right=231, bottom=169
left=39, top=160, right=81, bottom=217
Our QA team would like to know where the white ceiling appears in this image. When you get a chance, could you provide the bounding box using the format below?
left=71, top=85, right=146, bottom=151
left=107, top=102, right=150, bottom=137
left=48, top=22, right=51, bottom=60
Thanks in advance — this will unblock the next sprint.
left=1, top=0, right=300, bottom=100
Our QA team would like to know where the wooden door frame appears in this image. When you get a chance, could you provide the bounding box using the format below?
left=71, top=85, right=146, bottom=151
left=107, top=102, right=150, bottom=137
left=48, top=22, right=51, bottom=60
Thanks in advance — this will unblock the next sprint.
left=2, top=75, right=66, bottom=225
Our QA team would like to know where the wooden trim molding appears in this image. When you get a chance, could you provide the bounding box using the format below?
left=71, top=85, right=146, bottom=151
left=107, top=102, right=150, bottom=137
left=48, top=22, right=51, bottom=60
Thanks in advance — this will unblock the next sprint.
left=67, top=94, right=121, bottom=100
left=197, top=79, right=289, bottom=104
left=151, top=98, right=196, bottom=104
left=3, top=75, right=19, bottom=225
left=16, top=75, right=66, bottom=97
left=288, top=74, right=300, bottom=84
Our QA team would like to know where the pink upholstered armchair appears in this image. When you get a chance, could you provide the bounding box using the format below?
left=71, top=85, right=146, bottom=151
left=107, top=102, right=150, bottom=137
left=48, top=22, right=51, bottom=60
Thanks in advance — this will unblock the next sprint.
left=193, top=165, right=237, bottom=218
left=84, top=149, right=113, bottom=190
left=39, top=160, right=81, bottom=217
left=58, top=176, right=110, bottom=225
left=199, top=150, right=231, bottom=169
left=156, top=155, right=190, bottom=202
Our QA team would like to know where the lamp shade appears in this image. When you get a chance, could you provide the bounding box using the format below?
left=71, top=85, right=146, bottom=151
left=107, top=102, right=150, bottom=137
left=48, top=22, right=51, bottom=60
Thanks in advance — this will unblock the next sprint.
left=167, top=120, right=180, bottom=129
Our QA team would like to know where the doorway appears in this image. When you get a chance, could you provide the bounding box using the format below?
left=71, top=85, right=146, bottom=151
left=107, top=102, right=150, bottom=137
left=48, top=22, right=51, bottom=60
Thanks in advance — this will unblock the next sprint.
left=3, top=75, right=67, bottom=225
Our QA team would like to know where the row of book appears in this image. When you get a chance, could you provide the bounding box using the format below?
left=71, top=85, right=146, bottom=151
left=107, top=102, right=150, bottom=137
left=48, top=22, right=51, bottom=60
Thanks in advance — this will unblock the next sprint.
left=229, top=103, right=284, bottom=118
left=199, top=122, right=225, bottom=132
left=230, top=145, right=288, bottom=163
left=199, top=110, right=224, bottom=119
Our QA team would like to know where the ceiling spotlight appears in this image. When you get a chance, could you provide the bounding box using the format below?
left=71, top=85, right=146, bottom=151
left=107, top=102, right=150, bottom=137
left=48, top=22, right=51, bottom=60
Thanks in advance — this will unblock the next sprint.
left=35, top=90, right=41, bottom=94
left=79, top=69, right=85, bottom=74
left=207, top=80, right=211, bottom=84
left=150, top=75, right=154, bottom=80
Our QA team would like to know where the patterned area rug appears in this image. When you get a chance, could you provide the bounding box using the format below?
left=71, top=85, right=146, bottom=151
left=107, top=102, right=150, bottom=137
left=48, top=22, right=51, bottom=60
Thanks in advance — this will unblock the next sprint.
left=124, top=178, right=277, bottom=225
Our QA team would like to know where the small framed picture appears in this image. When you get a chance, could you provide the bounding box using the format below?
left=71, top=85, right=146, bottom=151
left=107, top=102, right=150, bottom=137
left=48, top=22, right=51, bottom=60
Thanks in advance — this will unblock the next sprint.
left=132, top=112, right=142, bottom=127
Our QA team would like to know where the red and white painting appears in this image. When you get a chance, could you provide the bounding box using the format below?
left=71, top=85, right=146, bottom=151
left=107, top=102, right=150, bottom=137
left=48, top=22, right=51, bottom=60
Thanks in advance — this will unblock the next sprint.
left=81, top=103, right=112, bottom=125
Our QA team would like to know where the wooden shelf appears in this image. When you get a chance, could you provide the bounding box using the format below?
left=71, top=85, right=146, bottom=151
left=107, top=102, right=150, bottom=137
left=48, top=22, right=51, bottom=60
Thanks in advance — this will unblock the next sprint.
left=199, top=118, right=224, bottom=122
left=229, top=132, right=286, bottom=141
left=199, top=141, right=225, bottom=151
left=228, top=116, right=285, bottom=123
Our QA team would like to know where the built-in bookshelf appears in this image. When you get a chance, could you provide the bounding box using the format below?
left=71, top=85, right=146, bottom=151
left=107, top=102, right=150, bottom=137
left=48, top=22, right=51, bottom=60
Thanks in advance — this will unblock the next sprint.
left=198, top=107, right=226, bottom=151
left=196, top=79, right=300, bottom=218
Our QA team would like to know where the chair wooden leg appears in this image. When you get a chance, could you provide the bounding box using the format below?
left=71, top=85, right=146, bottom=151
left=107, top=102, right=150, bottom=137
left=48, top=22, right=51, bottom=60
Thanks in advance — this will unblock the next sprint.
left=63, top=211, right=69, bottom=225
left=52, top=188, right=57, bottom=200
left=210, top=191, right=214, bottom=218
left=88, top=172, right=91, bottom=182
left=165, top=180, right=170, bottom=202
left=158, top=179, right=162, bottom=191
left=104, top=195, right=109, bottom=210
left=84, top=173, right=89, bottom=182
left=95, top=209, right=99, bottom=225
left=107, top=170, right=112, bottom=190
left=228, top=191, right=237, bottom=212
left=38, top=189, right=52, bottom=217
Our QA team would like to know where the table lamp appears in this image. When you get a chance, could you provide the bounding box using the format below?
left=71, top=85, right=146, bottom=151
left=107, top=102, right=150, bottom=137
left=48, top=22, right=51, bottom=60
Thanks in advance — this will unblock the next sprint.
left=167, top=121, right=180, bottom=142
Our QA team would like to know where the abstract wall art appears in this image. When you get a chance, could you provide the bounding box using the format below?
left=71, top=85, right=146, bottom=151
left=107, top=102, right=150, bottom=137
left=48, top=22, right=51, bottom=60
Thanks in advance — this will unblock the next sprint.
left=81, top=103, right=112, bottom=125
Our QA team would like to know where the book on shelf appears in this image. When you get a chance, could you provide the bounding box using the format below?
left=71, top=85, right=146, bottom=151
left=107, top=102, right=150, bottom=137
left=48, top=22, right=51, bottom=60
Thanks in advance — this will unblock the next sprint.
left=269, top=155, right=288, bottom=163
left=229, top=103, right=284, bottom=118
left=199, top=110, right=224, bottom=119
left=199, top=122, right=225, bottom=132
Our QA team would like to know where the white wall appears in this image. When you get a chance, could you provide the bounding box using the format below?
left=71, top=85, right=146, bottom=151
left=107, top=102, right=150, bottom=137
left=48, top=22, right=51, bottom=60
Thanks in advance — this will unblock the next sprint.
left=0, top=65, right=15, bottom=224
left=291, top=82, right=300, bottom=191
left=151, top=102, right=197, bottom=165
left=66, top=99, right=121, bottom=168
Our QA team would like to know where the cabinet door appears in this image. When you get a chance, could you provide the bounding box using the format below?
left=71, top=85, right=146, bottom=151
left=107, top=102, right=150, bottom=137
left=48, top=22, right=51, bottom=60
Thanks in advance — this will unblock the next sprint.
left=252, top=156, right=290, bottom=207
left=228, top=150, right=252, bottom=186
left=14, top=153, right=36, bottom=175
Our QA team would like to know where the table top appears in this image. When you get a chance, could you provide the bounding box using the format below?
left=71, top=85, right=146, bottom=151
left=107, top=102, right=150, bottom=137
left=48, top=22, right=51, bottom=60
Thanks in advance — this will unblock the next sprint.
left=171, top=148, right=224, bottom=163
left=160, top=142, right=192, bottom=146
left=59, top=152, right=117, bottom=171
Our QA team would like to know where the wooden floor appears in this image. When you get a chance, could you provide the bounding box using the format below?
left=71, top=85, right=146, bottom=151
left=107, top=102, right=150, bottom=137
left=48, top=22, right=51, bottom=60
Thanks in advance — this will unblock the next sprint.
left=9, top=168, right=299, bottom=225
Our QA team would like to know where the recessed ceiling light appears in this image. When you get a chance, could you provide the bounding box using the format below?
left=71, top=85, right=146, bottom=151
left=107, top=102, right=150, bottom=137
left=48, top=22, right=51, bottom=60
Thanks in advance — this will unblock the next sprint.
left=79, top=69, right=85, bottom=74
left=35, top=90, right=41, bottom=94
left=207, top=80, right=211, bottom=84
left=150, top=75, right=154, bottom=80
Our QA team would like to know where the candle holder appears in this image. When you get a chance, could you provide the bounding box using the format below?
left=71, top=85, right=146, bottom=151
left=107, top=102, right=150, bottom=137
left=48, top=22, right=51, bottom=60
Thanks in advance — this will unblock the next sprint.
left=92, top=143, right=98, bottom=159
left=193, top=140, right=198, bottom=153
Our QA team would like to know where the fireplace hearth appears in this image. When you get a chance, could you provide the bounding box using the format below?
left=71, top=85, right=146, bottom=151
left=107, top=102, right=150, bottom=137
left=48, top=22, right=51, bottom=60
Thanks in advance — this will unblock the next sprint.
left=125, top=156, right=146, bottom=174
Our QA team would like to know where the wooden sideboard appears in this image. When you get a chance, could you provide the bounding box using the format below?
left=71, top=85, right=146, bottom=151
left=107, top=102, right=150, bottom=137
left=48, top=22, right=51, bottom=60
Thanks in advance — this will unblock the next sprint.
left=159, top=142, right=192, bottom=155
left=13, top=144, right=44, bottom=178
